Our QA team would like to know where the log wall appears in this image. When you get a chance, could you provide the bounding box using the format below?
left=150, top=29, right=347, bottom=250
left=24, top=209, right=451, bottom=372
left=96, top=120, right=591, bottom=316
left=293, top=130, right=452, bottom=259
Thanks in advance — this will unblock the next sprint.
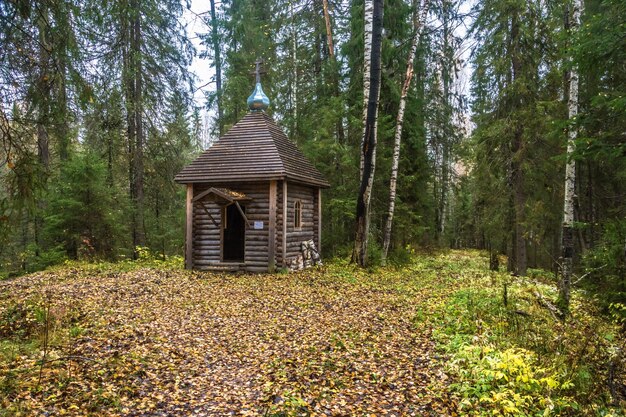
left=189, top=180, right=320, bottom=272
left=276, top=181, right=285, bottom=267
left=192, top=182, right=271, bottom=272
left=285, top=182, right=317, bottom=262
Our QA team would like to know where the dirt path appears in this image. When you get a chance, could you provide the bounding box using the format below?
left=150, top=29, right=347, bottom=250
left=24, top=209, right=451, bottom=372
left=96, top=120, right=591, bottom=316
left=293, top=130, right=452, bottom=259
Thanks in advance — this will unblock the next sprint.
left=1, top=266, right=455, bottom=416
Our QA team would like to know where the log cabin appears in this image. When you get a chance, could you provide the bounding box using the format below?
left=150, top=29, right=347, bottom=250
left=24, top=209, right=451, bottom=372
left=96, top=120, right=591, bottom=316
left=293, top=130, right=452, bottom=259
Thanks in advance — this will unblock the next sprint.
left=174, top=76, right=330, bottom=272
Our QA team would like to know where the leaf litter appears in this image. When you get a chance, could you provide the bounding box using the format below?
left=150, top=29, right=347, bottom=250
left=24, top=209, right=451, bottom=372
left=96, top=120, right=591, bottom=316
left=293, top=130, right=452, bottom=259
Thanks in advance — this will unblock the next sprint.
left=0, top=262, right=457, bottom=416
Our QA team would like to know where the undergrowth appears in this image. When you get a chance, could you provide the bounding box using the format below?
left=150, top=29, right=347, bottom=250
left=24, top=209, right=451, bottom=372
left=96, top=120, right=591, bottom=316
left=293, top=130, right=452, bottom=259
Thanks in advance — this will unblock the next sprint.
left=423, top=251, right=626, bottom=416
left=0, top=250, right=623, bottom=415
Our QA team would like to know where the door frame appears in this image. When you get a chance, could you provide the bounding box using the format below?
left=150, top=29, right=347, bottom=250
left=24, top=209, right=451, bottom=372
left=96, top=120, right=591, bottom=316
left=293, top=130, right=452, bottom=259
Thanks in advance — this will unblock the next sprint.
left=221, top=203, right=246, bottom=262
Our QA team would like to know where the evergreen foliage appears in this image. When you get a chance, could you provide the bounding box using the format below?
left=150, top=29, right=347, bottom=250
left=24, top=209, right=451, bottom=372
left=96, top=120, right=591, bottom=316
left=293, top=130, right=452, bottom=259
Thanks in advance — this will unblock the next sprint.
left=0, top=0, right=624, bottom=316
left=0, top=0, right=625, bottom=413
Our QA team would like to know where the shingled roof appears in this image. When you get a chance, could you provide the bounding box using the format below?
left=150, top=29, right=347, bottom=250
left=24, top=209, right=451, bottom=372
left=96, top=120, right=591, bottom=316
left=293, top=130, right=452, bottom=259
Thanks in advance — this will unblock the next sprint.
left=175, top=112, right=330, bottom=188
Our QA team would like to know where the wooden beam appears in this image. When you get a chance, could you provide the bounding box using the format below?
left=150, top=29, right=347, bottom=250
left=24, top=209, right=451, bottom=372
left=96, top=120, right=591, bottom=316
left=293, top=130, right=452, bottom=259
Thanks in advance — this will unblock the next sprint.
left=282, top=181, right=288, bottom=267
left=200, top=201, right=219, bottom=227
left=193, top=187, right=252, bottom=203
left=317, top=188, right=322, bottom=255
left=185, top=184, right=193, bottom=270
left=233, top=201, right=250, bottom=228
left=268, top=180, right=277, bottom=272
left=220, top=206, right=224, bottom=261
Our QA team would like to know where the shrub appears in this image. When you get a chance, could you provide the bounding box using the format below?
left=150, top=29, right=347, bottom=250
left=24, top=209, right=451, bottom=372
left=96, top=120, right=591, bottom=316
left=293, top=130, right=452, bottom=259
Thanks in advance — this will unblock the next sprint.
left=449, top=345, right=577, bottom=416
left=582, top=219, right=626, bottom=319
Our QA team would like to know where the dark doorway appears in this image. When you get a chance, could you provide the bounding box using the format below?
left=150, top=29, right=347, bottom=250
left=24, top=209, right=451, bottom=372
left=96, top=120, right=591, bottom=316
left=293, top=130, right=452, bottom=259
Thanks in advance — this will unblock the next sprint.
left=223, top=204, right=245, bottom=261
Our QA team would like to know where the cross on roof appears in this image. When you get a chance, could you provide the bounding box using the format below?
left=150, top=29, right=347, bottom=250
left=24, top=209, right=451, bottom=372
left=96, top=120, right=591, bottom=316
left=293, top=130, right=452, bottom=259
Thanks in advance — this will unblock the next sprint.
left=250, top=58, right=267, bottom=83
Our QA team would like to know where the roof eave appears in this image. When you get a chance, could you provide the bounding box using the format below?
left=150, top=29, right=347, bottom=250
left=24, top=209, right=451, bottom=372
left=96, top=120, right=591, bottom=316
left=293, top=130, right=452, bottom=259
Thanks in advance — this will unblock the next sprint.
left=174, top=174, right=330, bottom=188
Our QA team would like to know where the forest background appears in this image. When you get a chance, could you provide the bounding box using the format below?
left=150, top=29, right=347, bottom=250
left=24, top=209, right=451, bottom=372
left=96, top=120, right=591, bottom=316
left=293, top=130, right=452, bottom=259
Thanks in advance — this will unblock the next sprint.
left=0, top=0, right=624, bottom=313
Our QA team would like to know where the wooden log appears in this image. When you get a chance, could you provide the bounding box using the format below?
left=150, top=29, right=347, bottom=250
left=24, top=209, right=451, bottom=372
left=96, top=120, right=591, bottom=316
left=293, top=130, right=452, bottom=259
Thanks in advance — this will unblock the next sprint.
left=193, top=230, right=221, bottom=236
left=193, top=239, right=220, bottom=244
left=314, top=191, right=320, bottom=247
left=245, top=257, right=269, bottom=262
left=268, top=180, right=277, bottom=272
left=193, top=249, right=221, bottom=256
left=194, top=249, right=221, bottom=254
left=199, top=202, right=218, bottom=227
left=246, top=244, right=271, bottom=249
left=246, top=266, right=271, bottom=273
left=193, top=235, right=221, bottom=241
left=288, top=232, right=315, bottom=239
left=194, top=217, right=222, bottom=222
left=193, top=224, right=221, bottom=230
left=219, top=206, right=224, bottom=261
left=245, top=248, right=270, bottom=255
left=193, top=246, right=221, bottom=252
left=194, top=260, right=241, bottom=266
left=194, top=227, right=220, bottom=232
left=245, top=247, right=270, bottom=253
left=193, top=241, right=220, bottom=247
left=186, top=184, right=193, bottom=269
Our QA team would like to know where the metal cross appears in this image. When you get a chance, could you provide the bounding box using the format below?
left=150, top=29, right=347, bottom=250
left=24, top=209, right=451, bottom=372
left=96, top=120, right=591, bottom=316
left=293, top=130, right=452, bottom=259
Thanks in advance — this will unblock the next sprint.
left=251, top=58, right=267, bottom=83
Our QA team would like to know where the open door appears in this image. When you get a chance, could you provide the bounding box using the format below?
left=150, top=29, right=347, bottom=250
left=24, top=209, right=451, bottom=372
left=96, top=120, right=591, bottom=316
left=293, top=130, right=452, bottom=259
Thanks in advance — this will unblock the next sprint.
left=223, top=204, right=245, bottom=261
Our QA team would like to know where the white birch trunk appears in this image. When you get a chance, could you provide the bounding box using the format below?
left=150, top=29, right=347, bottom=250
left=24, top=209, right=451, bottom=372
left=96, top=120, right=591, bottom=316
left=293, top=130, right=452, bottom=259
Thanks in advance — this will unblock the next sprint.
left=361, top=0, right=382, bottom=242
left=291, top=2, right=298, bottom=131
left=381, top=0, right=430, bottom=261
left=559, top=0, right=582, bottom=313
left=359, top=0, right=374, bottom=178
left=353, top=0, right=384, bottom=267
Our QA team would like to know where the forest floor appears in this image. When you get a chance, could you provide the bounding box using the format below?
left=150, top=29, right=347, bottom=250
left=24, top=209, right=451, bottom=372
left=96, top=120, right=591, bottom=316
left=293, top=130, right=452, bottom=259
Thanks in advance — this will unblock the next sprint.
left=1, top=251, right=624, bottom=416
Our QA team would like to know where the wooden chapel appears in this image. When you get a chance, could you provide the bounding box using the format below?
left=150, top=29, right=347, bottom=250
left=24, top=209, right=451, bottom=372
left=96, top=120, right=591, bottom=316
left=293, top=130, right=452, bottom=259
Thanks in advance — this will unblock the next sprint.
left=174, top=68, right=329, bottom=272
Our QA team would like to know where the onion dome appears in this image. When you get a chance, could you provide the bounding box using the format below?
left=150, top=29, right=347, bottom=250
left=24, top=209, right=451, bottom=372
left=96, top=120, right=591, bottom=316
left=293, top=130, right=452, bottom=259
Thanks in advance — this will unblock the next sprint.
left=247, top=82, right=270, bottom=112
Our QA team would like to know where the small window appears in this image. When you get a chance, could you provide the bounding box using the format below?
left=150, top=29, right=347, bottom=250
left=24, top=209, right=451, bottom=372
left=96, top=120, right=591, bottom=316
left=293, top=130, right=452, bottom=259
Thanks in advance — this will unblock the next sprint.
left=294, top=200, right=302, bottom=229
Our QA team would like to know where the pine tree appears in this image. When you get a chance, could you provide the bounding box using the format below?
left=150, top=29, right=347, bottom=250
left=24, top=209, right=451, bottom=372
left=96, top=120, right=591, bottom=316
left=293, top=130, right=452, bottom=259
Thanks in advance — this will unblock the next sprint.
left=469, top=0, right=557, bottom=276
left=83, top=0, right=193, bottom=256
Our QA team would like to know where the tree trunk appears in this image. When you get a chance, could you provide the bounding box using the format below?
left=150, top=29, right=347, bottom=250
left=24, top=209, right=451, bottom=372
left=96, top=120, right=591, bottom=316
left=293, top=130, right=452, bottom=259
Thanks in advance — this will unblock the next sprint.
left=107, top=132, right=114, bottom=187
left=559, top=0, right=582, bottom=314
left=438, top=1, right=452, bottom=243
left=511, top=126, right=527, bottom=276
left=55, top=2, right=70, bottom=161
left=36, top=6, right=50, bottom=171
left=353, top=0, right=384, bottom=267
left=132, top=0, right=145, bottom=250
left=321, top=0, right=345, bottom=144
left=439, top=143, right=449, bottom=239
left=123, top=9, right=135, bottom=235
left=510, top=12, right=526, bottom=276
left=209, top=0, right=223, bottom=136
left=290, top=1, right=298, bottom=136
left=382, top=0, right=430, bottom=262
left=56, top=58, right=69, bottom=161
left=124, top=0, right=145, bottom=256
left=359, top=0, right=374, bottom=179
left=322, top=0, right=335, bottom=59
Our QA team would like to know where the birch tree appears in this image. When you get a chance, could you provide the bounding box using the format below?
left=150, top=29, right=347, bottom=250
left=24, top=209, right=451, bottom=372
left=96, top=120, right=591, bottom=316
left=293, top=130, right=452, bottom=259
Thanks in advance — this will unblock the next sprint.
left=209, top=0, right=223, bottom=136
left=359, top=0, right=374, bottom=179
left=290, top=1, right=298, bottom=135
left=381, top=0, right=430, bottom=262
left=558, top=0, right=583, bottom=314
left=353, top=0, right=384, bottom=267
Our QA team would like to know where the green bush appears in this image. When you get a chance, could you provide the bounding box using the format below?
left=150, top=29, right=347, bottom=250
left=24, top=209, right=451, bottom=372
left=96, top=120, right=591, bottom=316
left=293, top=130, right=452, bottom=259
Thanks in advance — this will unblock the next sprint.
left=450, top=345, right=577, bottom=416
left=582, top=220, right=626, bottom=316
